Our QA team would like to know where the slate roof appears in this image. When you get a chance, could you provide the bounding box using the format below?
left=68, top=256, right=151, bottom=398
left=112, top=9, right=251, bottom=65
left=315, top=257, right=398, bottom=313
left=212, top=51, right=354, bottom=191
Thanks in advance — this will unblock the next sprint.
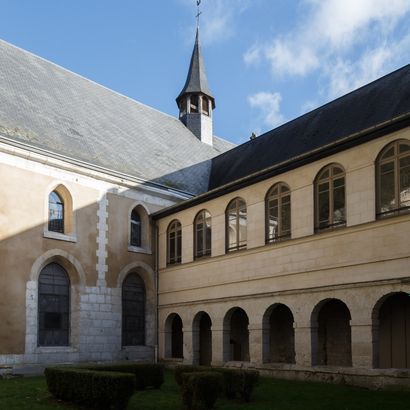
left=209, top=64, right=410, bottom=190
left=176, top=28, right=214, bottom=108
left=0, top=39, right=234, bottom=195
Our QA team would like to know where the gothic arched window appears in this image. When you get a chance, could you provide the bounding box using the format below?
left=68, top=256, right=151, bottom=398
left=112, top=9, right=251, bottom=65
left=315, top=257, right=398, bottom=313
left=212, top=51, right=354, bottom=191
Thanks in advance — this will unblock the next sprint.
left=377, top=140, right=410, bottom=218
left=226, top=198, right=247, bottom=252
left=167, top=220, right=182, bottom=265
left=194, top=210, right=212, bottom=259
left=38, top=263, right=70, bottom=346
left=315, top=164, right=346, bottom=232
left=122, top=273, right=145, bottom=346
left=130, top=208, right=142, bottom=247
left=266, top=183, right=291, bottom=242
left=48, top=191, right=64, bottom=233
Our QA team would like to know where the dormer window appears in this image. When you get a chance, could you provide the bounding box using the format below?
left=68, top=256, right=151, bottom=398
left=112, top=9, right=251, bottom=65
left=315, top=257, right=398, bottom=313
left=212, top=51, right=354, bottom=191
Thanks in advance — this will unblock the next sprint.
left=190, top=95, right=199, bottom=113
left=202, top=97, right=209, bottom=116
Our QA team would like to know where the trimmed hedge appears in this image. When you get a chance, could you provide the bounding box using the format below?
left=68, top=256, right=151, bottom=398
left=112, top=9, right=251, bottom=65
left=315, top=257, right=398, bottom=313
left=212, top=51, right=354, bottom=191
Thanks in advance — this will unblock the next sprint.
left=182, top=371, right=223, bottom=410
left=175, top=365, right=204, bottom=386
left=79, top=363, right=165, bottom=390
left=45, top=367, right=135, bottom=409
left=175, top=365, right=260, bottom=402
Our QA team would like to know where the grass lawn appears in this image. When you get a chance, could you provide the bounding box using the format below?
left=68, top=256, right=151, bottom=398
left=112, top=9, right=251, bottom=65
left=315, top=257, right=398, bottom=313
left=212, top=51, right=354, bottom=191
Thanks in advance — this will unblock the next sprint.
left=0, top=369, right=409, bottom=410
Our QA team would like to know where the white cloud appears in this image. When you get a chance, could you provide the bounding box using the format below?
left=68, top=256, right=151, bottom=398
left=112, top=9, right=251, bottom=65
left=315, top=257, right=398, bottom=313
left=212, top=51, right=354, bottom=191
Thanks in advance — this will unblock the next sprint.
left=244, top=0, right=410, bottom=100
left=248, top=91, right=285, bottom=129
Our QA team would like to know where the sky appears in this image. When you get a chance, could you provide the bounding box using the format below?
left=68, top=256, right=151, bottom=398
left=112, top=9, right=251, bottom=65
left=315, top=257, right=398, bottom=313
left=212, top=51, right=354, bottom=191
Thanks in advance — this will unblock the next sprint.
left=1, top=0, right=410, bottom=144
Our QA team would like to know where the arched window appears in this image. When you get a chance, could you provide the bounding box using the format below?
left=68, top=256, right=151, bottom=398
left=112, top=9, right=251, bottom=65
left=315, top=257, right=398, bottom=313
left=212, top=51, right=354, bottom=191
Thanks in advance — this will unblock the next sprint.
left=194, top=210, right=212, bottom=259
left=167, top=220, right=182, bottom=265
left=226, top=198, right=247, bottom=252
left=377, top=140, right=410, bottom=218
left=38, top=263, right=70, bottom=346
left=130, top=208, right=142, bottom=247
left=122, top=273, right=145, bottom=346
left=266, top=183, right=291, bottom=242
left=315, top=164, right=346, bottom=232
left=48, top=191, right=64, bottom=233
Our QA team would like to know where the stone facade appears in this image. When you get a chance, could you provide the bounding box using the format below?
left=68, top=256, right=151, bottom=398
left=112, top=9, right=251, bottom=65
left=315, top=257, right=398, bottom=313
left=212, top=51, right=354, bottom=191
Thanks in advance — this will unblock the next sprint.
left=155, top=129, right=410, bottom=382
left=0, top=141, right=180, bottom=365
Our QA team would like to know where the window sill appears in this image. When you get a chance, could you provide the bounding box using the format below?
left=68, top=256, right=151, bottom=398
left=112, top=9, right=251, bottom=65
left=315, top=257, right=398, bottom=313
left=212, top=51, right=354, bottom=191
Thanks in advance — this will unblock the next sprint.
left=128, top=245, right=152, bottom=255
left=43, top=231, right=77, bottom=243
left=36, top=346, right=77, bottom=353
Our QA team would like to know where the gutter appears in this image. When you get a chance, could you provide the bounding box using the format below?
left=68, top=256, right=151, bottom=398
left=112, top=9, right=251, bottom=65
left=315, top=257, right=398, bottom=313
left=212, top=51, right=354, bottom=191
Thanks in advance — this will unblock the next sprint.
left=152, top=112, right=410, bottom=220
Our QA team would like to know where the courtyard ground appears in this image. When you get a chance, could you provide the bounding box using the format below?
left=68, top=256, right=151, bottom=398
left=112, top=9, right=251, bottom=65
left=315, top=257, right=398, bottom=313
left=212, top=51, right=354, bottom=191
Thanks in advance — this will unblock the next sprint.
left=0, top=369, right=409, bottom=410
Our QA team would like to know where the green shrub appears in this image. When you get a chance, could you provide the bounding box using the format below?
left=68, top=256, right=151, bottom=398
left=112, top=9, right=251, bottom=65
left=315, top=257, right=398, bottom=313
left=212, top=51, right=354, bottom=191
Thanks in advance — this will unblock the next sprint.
left=79, top=363, right=165, bottom=390
left=44, top=367, right=135, bottom=409
left=92, top=371, right=136, bottom=409
left=232, top=369, right=260, bottom=402
left=175, top=365, right=204, bottom=386
left=211, top=368, right=259, bottom=402
left=182, top=372, right=222, bottom=410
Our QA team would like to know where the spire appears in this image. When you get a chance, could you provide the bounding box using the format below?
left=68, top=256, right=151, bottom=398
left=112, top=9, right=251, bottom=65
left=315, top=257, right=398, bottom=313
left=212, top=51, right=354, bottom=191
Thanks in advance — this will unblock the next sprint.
left=176, top=28, right=215, bottom=108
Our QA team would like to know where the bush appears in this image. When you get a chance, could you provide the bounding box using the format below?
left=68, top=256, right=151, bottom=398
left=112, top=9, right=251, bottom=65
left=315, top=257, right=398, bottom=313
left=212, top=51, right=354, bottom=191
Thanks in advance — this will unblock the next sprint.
left=175, top=365, right=204, bottom=386
left=232, top=369, right=260, bottom=402
left=92, top=371, right=136, bottom=409
left=45, top=367, right=135, bottom=409
left=211, top=368, right=259, bottom=402
left=79, top=363, right=165, bottom=390
left=182, top=372, right=222, bottom=410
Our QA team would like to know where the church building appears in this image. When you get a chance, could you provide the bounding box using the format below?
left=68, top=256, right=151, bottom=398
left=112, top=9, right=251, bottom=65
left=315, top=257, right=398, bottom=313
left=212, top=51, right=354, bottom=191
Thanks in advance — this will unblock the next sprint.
left=0, top=28, right=409, bottom=387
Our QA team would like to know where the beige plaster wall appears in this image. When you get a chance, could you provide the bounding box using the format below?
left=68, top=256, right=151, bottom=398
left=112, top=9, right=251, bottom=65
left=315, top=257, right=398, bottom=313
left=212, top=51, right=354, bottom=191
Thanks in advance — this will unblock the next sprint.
left=156, top=131, right=410, bottom=367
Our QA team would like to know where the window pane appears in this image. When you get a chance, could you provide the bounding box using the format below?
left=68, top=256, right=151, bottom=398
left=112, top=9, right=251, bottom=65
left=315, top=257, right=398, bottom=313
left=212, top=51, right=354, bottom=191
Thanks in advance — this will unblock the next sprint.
left=380, top=161, right=396, bottom=212
left=38, top=263, right=69, bottom=347
left=399, top=143, right=410, bottom=154
left=318, top=190, right=330, bottom=228
left=169, top=237, right=175, bottom=263
left=205, top=225, right=211, bottom=254
left=196, top=224, right=204, bottom=256
left=333, top=181, right=345, bottom=223
left=268, top=199, right=278, bottom=239
left=176, top=231, right=182, bottom=262
left=333, top=167, right=344, bottom=176
left=400, top=155, right=410, bottom=207
left=48, top=191, right=64, bottom=233
left=381, top=146, right=395, bottom=159
left=122, top=273, right=145, bottom=346
left=281, top=196, right=291, bottom=236
left=319, top=169, right=329, bottom=180
left=238, top=207, right=247, bottom=245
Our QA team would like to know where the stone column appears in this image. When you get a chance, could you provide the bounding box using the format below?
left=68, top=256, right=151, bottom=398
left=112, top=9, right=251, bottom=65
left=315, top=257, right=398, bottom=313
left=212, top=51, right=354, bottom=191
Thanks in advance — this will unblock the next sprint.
left=183, top=326, right=194, bottom=365
left=351, top=319, right=373, bottom=368
left=211, top=320, right=225, bottom=366
left=249, top=322, right=263, bottom=364
left=294, top=321, right=312, bottom=366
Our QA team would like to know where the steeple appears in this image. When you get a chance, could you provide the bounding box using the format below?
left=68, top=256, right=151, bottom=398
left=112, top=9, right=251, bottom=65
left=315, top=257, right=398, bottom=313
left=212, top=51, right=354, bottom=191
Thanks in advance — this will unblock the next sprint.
left=176, top=28, right=215, bottom=146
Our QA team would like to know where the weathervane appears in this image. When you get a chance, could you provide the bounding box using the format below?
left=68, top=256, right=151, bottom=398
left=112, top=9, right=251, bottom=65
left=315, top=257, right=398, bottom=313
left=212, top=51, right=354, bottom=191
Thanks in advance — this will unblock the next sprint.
left=196, top=0, right=202, bottom=28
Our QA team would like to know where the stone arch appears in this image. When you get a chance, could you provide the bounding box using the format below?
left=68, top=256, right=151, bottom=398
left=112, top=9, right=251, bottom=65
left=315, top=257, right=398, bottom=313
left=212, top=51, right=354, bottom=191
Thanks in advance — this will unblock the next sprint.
left=372, top=292, right=410, bottom=369
left=117, top=261, right=156, bottom=348
left=164, top=313, right=184, bottom=359
left=192, top=311, right=212, bottom=366
left=26, top=250, right=85, bottom=355
left=223, top=307, right=249, bottom=362
left=262, top=303, right=295, bottom=364
left=311, top=298, right=352, bottom=367
left=30, top=249, right=86, bottom=286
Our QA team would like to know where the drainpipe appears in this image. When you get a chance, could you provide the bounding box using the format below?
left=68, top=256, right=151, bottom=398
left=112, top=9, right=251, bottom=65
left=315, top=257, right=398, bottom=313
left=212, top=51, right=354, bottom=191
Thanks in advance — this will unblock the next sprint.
left=154, top=223, right=159, bottom=363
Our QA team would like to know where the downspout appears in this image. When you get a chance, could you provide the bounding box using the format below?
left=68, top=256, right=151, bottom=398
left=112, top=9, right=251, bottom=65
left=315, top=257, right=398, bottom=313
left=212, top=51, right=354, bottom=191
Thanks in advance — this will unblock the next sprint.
left=154, top=223, right=159, bottom=363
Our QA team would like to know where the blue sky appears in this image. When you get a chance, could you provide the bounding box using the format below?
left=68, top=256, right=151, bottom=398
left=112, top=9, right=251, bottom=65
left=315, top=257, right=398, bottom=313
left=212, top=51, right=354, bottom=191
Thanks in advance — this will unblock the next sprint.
left=1, top=0, right=410, bottom=144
